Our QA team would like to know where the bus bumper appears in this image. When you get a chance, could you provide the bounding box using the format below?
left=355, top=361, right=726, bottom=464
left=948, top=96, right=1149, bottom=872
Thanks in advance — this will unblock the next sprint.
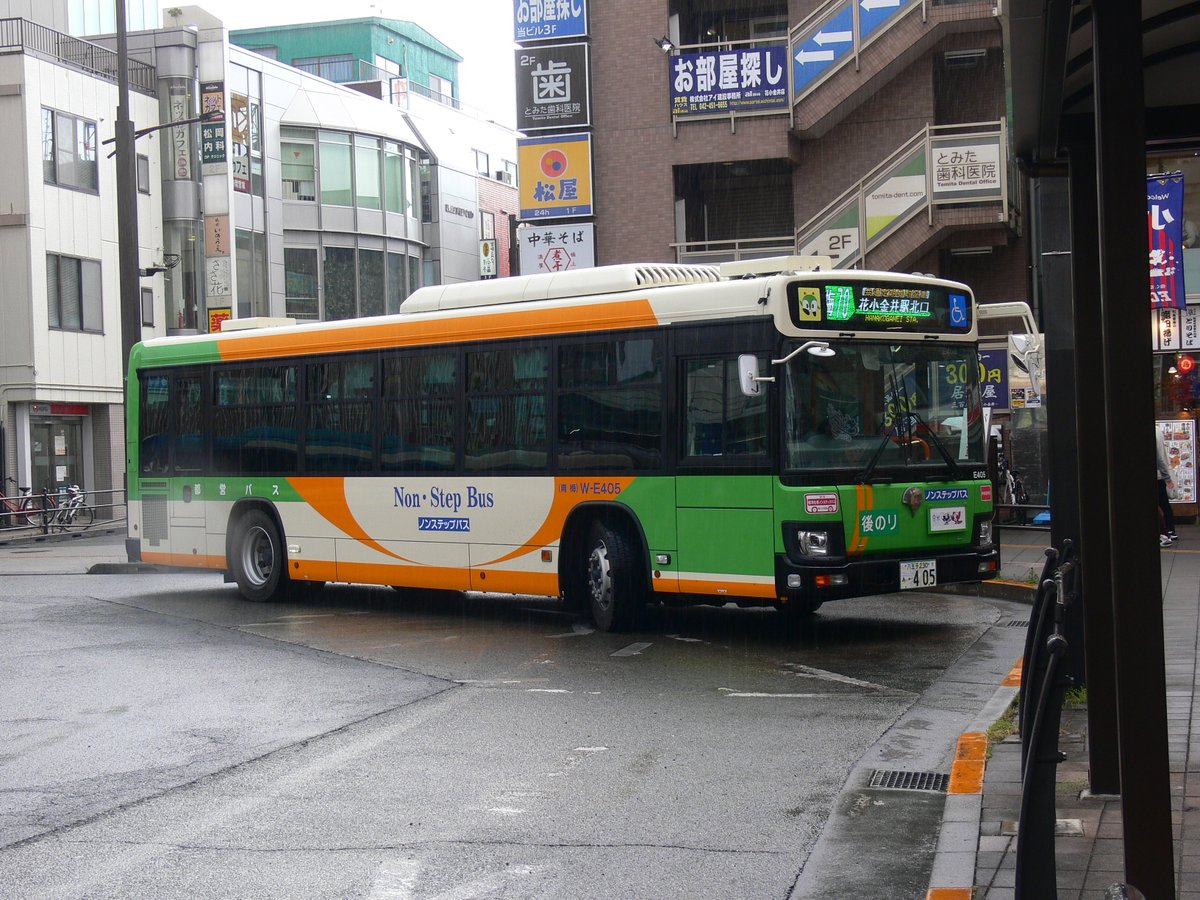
left=774, top=548, right=1000, bottom=603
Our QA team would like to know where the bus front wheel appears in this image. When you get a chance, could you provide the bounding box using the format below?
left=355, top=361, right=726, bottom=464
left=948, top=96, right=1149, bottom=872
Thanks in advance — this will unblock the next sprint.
left=230, top=509, right=287, bottom=602
left=584, top=522, right=644, bottom=632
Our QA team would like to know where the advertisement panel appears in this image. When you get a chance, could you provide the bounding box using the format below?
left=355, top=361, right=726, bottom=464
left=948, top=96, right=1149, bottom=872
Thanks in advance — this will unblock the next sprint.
left=517, top=222, right=596, bottom=273
left=1148, top=172, right=1186, bottom=309
left=230, top=93, right=250, bottom=193
left=518, top=133, right=593, bottom=220
left=864, top=148, right=926, bottom=243
left=515, top=0, right=587, bottom=42
left=670, top=45, right=787, bottom=117
left=1159, top=419, right=1196, bottom=503
left=516, top=43, right=590, bottom=131
left=168, top=84, right=192, bottom=180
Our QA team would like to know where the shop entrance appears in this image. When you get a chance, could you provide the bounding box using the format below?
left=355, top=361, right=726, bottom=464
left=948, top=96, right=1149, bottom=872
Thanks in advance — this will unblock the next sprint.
left=31, top=418, right=83, bottom=495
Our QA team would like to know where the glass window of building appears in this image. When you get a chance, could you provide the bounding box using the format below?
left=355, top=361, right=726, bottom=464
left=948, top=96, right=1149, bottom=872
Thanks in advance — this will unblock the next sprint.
left=384, top=141, right=406, bottom=214
left=474, top=149, right=490, bottom=177
left=359, top=248, right=385, bottom=317
left=42, top=109, right=98, bottom=192
left=429, top=73, right=454, bottom=104
left=324, top=246, right=357, bottom=320
left=285, top=248, right=320, bottom=321
left=235, top=230, right=268, bottom=318
left=281, top=128, right=316, bottom=201
left=141, top=287, right=154, bottom=326
left=136, top=154, right=150, bottom=193
left=355, top=136, right=382, bottom=210
left=295, top=54, right=355, bottom=82
left=46, top=253, right=102, bottom=333
left=319, top=132, right=353, bottom=206
left=387, top=252, right=408, bottom=314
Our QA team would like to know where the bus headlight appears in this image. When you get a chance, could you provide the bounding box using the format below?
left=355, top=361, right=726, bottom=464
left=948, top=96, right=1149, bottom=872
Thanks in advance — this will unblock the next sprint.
left=798, top=530, right=830, bottom=556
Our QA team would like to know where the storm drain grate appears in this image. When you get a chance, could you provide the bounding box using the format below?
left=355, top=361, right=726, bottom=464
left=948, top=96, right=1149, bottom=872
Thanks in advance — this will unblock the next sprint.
left=868, top=770, right=949, bottom=793
left=1007, top=620, right=1030, bottom=628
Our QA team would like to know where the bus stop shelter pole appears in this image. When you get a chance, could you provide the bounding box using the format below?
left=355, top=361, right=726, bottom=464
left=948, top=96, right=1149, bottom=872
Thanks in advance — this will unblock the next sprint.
left=1092, top=1, right=1175, bottom=894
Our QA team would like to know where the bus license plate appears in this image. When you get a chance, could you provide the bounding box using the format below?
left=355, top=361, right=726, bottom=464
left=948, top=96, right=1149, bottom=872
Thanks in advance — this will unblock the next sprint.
left=900, top=560, right=937, bottom=590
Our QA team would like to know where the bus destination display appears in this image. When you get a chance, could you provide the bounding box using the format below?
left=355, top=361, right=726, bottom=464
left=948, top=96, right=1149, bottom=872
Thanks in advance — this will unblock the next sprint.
left=787, top=281, right=972, bottom=333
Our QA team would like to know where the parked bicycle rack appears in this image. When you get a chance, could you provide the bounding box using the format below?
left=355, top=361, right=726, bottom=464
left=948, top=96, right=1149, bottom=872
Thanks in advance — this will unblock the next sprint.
left=0, top=485, right=127, bottom=536
left=1015, top=539, right=1079, bottom=898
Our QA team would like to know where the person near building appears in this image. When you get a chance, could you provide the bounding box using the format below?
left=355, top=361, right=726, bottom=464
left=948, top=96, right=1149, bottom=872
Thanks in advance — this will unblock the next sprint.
left=1157, top=426, right=1178, bottom=546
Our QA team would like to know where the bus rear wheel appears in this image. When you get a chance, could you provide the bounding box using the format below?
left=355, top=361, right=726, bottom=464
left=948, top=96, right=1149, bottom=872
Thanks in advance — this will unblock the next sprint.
left=230, top=509, right=288, bottom=602
left=584, top=522, right=645, bottom=632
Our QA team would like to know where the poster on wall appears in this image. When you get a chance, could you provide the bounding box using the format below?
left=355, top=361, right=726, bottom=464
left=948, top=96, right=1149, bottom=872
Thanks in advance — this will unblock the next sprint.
left=517, top=222, right=595, bottom=273
left=670, top=46, right=788, bottom=117
left=1148, top=172, right=1186, bottom=309
left=1159, top=418, right=1196, bottom=504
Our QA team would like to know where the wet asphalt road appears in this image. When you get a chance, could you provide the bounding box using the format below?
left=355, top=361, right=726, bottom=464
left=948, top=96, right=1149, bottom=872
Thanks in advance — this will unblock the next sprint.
left=0, top=570, right=1025, bottom=899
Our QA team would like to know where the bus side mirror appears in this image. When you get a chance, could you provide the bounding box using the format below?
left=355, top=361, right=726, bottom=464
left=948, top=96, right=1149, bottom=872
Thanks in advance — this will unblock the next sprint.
left=738, top=354, right=772, bottom=397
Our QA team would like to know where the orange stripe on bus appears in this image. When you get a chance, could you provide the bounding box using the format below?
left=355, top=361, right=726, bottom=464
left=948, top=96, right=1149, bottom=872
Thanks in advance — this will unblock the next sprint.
left=335, top=561, right=472, bottom=591
left=142, top=551, right=225, bottom=569
left=286, top=477, right=418, bottom=564
left=926, top=889, right=973, bottom=899
left=469, top=569, right=559, bottom=595
left=216, top=299, right=661, bottom=360
left=476, top=477, right=635, bottom=566
left=947, top=731, right=988, bottom=795
left=675, top=578, right=776, bottom=599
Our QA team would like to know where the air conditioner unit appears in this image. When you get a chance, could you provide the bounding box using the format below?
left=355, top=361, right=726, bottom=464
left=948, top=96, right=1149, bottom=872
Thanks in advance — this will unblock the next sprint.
left=495, top=170, right=513, bottom=185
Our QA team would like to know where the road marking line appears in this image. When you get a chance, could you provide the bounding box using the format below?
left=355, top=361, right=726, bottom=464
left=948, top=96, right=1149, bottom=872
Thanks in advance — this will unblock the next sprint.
left=366, top=858, right=421, bottom=900
left=784, top=663, right=891, bottom=691
left=720, top=688, right=837, bottom=698
left=612, top=641, right=652, bottom=657
left=527, top=688, right=572, bottom=693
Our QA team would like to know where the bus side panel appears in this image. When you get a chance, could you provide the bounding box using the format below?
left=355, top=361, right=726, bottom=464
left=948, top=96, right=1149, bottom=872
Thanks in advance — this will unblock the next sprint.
left=675, top=475, right=776, bottom=599
left=616, top=477, right=679, bottom=594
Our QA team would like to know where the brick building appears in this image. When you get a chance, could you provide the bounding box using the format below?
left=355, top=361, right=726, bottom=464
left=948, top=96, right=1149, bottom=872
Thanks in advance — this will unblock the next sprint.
left=572, top=0, right=1026, bottom=305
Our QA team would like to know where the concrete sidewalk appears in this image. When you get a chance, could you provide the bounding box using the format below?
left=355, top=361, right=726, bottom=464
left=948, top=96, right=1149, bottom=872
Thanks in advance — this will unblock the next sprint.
left=931, top=525, right=1196, bottom=899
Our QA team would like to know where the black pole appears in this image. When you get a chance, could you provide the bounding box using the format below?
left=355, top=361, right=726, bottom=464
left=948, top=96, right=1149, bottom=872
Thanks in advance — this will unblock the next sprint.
left=1064, top=133, right=1121, bottom=795
left=1092, top=1, right=1176, bottom=894
left=115, top=0, right=141, bottom=384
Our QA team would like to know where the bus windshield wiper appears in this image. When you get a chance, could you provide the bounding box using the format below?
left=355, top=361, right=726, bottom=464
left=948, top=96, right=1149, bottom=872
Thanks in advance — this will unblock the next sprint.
left=857, top=426, right=898, bottom=484
left=906, top=408, right=962, bottom=480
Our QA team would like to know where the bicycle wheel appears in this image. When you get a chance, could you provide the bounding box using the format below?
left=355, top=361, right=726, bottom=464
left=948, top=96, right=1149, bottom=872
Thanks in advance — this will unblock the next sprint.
left=70, top=505, right=94, bottom=529
left=19, top=498, right=49, bottom=529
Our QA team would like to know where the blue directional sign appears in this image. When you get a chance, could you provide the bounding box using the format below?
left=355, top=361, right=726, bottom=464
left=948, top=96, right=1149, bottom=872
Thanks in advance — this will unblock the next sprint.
left=859, top=0, right=917, bottom=43
left=792, top=1, right=854, bottom=96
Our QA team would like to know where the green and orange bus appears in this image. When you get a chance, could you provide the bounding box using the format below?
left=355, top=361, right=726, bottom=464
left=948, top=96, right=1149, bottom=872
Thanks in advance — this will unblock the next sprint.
left=126, top=256, right=997, bottom=630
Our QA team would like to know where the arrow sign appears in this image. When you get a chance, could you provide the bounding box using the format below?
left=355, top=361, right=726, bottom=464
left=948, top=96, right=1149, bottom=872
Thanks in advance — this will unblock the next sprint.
left=860, top=0, right=913, bottom=42
left=795, top=48, right=836, bottom=64
left=813, top=29, right=852, bottom=45
left=792, top=0, right=854, bottom=94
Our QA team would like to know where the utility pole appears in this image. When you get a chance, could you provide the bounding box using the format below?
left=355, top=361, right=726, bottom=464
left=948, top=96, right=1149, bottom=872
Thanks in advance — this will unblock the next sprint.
left=115, top=0, right=141, bottom=381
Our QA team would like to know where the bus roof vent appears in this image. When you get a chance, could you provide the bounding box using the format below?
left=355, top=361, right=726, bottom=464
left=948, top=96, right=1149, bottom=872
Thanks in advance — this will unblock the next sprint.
left=400, top=262, right=722, bottom=313
left=220, top=316, right=297, bottom=331
left=718, top=255, right=833, bottom=278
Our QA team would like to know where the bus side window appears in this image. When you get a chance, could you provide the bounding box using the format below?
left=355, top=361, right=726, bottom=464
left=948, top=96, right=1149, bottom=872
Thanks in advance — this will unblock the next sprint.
left=683, top=356, right=767, bottom=458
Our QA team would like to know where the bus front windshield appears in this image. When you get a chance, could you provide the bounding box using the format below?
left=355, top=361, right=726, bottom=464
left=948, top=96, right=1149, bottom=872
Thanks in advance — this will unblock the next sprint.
left=783, top=340, right=985, bottom=477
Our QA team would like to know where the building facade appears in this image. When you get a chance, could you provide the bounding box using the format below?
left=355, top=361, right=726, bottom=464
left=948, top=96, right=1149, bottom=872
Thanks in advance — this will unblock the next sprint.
left=0, top=17, right=162, bottom=503
left=572, top=0, right=1026, bottom=303
left=1, top=6, right=518, bottom=502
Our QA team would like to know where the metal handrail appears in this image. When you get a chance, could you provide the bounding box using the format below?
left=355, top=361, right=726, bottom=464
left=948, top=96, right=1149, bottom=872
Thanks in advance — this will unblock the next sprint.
left=670, top=235, right=796, bottom=264
left=1015, top=542, right=1077, bottom=897
left=793, top=121, right=1008, bottom=267
left=0, top=18, right=156, bottom=95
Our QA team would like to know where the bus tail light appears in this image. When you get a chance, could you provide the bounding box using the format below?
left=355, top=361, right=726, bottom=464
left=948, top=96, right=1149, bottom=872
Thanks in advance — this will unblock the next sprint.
left=978, top=558, right=997, bottom=574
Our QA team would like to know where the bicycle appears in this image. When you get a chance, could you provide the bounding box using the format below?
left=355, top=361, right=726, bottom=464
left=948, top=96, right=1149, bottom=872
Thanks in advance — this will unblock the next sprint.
left=0, top=476, right=43, bottom=528
left=47, top=484, right=94, bottom=532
